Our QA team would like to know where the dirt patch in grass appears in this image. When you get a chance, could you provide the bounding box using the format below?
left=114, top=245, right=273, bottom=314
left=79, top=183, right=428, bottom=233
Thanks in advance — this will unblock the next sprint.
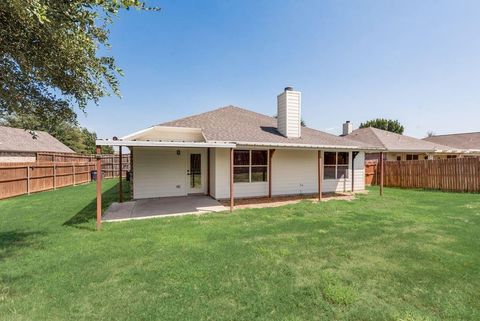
left=220, top=192, right=359, bottom=209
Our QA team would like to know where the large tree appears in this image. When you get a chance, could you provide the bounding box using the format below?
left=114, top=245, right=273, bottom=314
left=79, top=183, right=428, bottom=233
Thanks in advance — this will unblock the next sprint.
left=0, top=0, right=157, bottom=124
left=359, top=118, right=405, bottom=134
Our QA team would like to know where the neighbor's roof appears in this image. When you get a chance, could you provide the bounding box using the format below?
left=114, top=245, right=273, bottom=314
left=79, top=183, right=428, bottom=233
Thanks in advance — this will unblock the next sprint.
left=423, top=132, right=480, bottom=150
left=159, top=106, right=377, bottom=149
left=0, top=126, right=74, bottom=153
left=345, top=127, right=458, bottom=152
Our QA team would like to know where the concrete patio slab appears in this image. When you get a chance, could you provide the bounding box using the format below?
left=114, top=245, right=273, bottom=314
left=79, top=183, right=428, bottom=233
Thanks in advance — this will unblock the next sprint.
left=103, top=195, right=227, bottom=222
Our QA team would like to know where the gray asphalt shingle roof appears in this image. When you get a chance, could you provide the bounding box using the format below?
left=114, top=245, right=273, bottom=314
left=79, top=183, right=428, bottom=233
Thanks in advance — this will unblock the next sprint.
left=423, top=132, right=480, bottom=150
left=345, top=127, right=456, bottom=152
left=0, top=126, right=74, bottom=153
left=160, top=106, right=376, bottom=149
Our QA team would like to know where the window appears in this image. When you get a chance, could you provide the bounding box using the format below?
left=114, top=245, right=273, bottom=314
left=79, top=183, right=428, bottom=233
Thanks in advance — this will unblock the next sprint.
left=324, top=152, right=349, bottom=180
left=233, top=150, right=268, bottom=183
left=396, top=156, right=402, bottom=161
left=446, top=155, right=457, bottom=159
left=406, top=154, right=419, bottom=161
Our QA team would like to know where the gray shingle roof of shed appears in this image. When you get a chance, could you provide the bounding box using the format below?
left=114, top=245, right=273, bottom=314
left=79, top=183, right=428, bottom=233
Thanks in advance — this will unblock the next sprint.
left=345, top=127, right=456, bottom=152
left=423, top=132, right=480, bottom=150
left=0, top=126, right=74, bottom=153
left=160, top=106, right=375, bottom=149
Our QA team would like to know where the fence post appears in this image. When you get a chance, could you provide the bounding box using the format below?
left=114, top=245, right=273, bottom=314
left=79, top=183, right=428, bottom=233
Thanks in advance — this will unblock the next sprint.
left=380, top=153, right=384, bottom=196
left=73, top=163, right=76, bottom=186
left=53, top=164, right=56, bottom=190
left=27, top=166, right=30, bottom=195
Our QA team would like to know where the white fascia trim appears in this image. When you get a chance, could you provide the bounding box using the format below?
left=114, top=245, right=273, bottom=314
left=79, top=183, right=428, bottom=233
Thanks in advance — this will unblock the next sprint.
left=121, top=126, right=204, bottom=140
left=120, top=126, right=155, bottom=140
left=96, top=140, right=235, bottom=148
left=221, top=141, right=385, bottom=151
left=387, top=148, right=467, bottom=153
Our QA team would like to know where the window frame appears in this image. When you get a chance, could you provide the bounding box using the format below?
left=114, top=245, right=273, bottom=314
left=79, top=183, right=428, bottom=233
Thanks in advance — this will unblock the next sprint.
left=323, top=151, right=350, bottom=180
left=233, top=150, right=269, bottom=183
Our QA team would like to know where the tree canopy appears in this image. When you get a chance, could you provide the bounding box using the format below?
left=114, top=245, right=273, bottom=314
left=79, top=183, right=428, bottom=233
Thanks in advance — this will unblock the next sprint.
left=0, top=0, right=157, bottom=124
left=359, top=118, right=405, bottom=134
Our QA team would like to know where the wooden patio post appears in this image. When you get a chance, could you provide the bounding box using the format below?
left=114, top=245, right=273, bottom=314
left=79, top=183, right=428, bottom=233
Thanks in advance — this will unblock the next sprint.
left=318, top=150, right=323, bottom=201
left=130, top=149, right=134, bottom=199
left=268, top=149, right=275, bottom=198
left=380, top=152, right=384, bottom=196
left=229, top=148, right=234, bottom=212
left=96, top=146, right=102, bottom=230
left=119, top=146, right=123, bottom=203
left=207, top=148, right=211, bottom=196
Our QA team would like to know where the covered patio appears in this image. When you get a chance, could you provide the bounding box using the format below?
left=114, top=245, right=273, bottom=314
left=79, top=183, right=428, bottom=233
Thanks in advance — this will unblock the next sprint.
left=102, top=195, right=227, bottom=222
left=93, top=139, right=385, bottom=230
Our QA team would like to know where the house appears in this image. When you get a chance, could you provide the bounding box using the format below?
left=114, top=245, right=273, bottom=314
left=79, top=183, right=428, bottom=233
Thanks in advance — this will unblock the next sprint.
left=0, top=126, right=74, bottom=162
left=423, top=132, right=480, bottom=156
left=342, top=124, right=464, bottom=161
left=97, top=88, right=380, bottom=205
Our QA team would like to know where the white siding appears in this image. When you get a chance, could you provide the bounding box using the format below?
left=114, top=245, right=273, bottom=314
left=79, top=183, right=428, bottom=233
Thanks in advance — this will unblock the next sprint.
left=322, top=150, right=365, bottom=193
left=211, top=148, right=366, bottom=199
left=210, top=148, right=228, bottom=199
left=354, top=151, right=366, bottom=191
left=133, top=147, right=187, bottom=199
left=271, top=149, right=318, bottom=195
left=209, top=148, right=216, bottom=197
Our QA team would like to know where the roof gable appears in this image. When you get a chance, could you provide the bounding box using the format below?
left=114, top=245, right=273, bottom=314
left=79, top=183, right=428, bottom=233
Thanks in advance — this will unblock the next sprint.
left=346, top=127, right=456, bottom=152
left=423, top=132, right=480, bottom=150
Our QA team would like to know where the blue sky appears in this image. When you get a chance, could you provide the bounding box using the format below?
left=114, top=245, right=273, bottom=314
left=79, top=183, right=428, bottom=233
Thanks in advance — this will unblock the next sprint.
left=79, top=0, right=480, bottom=139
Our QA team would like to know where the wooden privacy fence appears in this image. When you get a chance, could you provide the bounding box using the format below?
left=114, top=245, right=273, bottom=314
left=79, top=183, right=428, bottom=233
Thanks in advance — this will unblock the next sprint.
left=365, top=160, right=379, bottom=186
left=381, top=158, right=480, bottom=193
left=36, top=152, right=131, bottom=179
left=0, top=155, right=131, bottom=200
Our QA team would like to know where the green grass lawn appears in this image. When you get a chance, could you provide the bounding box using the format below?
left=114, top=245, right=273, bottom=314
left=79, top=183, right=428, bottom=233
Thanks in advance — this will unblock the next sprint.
left=1, top=181, right=479, bottom=321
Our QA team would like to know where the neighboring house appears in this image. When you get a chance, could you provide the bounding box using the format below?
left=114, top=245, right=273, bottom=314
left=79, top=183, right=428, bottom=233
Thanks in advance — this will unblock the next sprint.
left=97, top=88, right=379, bottom=201
left=342, top=125, right=463, bottom=161
left=423, top=132, right=480, bottom=156
left=0, top=126, right=74, bottom=162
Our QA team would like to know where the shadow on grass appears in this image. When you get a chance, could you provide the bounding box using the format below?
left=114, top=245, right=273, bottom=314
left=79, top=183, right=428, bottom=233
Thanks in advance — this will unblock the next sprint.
left=63, top=181, right=130, bottom=230
left=0, top=230, right=45, bottom=260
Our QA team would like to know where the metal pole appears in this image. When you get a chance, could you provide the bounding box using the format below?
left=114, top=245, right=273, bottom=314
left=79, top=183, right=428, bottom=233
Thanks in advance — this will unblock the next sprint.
left=380, top=152, right=384, bottom=196
left=96, top=146, right=102, bottom=230
left=207, top=148, right=210, bottom=196
left=268, top=149, right=275, bottom=198
left=318, top=151, right=323, bottom=201
left=119, top=146, right=123, bottom=203
left=229, top=148, right=234, bottom=212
